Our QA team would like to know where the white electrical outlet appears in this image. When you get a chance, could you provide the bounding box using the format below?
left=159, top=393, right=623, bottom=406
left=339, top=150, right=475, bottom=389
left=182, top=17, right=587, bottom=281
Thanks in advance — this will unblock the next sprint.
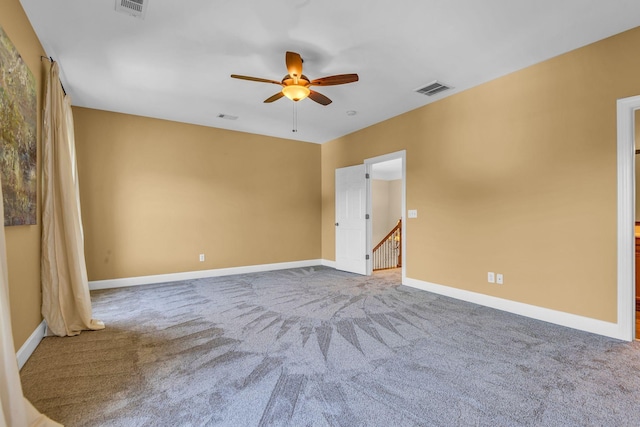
left=488, top=272, right=495, bottom=283
left=199, top=254, right=205, bottom=262
left=408, top=209, right=418, bottom=218
left=496, top=273, right=503, bottom=284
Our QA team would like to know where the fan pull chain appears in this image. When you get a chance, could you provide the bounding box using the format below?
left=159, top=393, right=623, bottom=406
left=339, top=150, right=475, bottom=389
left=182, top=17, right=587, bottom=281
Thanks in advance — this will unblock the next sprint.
left=292, top=102, right=298, bottom=133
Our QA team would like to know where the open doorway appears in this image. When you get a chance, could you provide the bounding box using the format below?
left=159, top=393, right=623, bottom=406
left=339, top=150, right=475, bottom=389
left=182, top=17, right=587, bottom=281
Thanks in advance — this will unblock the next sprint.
left=370, top=159, right=402, bottom=272
left=333, top=150, right=406, bottom=280
left=365, top=151, right=406, bottom=281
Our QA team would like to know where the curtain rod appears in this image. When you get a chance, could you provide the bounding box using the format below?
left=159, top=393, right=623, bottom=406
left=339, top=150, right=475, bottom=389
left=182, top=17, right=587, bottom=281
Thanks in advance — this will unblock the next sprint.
left=39, top=56, right=66, bottom=96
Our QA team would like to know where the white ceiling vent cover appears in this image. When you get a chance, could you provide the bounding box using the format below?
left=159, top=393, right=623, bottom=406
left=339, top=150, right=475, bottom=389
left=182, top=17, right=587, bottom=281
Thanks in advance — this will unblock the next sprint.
left=115, top=0, right=148, bottom=19
left=415, top=81, right=453, bottom=96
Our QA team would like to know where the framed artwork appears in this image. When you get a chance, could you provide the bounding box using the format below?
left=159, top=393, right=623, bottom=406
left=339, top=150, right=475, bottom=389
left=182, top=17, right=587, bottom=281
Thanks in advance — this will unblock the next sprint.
left=0, top=25, right=37, bottom=226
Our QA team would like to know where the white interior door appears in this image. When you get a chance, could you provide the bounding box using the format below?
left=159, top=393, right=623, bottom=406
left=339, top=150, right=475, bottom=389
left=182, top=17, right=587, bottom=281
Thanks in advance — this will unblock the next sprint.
left=335, top=164, right=367, bottom=275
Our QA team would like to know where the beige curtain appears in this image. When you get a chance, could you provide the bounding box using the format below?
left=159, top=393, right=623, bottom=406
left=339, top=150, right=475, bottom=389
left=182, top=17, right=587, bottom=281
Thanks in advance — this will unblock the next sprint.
left=0, top=184, right=61, bottom=425
left=41, top=61, right=104, bottom=337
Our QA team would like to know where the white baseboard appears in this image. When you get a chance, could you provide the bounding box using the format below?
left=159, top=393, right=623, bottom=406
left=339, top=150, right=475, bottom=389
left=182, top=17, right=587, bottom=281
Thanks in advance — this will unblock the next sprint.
left=17, top=320, right=46, bottom=370
left=89, top=261, right=623, bottom=339
left=403, top=277, right=624, bottom=340
left=89, top=259, right=326, bottom=291
left=321, top=259, right=336, bottom=269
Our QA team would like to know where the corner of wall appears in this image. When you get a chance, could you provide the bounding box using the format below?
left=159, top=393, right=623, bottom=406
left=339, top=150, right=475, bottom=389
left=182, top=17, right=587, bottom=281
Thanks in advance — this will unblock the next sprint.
left=16, top=320, right=46, bottom=370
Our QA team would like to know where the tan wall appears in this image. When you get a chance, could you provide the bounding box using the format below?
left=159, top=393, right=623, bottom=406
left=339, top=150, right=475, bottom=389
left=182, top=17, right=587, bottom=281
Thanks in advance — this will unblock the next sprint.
left=73, top=108, right=321, bottom=281
left=372, top=179, right=401, bottom=245
left=371, top=180, right=390, bottom=244
left=0, top=0, right=47, bottom=349
left=389, top=179, right=402, bottom=228
left=322, top=26, right=640, bottom=323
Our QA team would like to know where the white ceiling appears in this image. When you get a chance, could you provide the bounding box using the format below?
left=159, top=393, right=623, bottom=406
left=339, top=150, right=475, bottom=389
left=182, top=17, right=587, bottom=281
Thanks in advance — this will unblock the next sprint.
left=371, top=159, right=402, bottom=181
left=19, top=0, right=640, bottom=144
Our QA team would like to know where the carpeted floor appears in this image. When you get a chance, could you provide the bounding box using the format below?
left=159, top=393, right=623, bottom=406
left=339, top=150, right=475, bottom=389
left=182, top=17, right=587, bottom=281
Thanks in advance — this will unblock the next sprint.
left=20, top=267, right=640, bottom=426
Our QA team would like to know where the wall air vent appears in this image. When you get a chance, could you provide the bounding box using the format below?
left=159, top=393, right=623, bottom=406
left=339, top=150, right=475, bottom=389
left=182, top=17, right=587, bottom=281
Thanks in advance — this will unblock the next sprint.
left=115, top=0, right=148, bottom=19
left=415, top=81, right=453, bottom=96
left=217, top=113, right=238, bottom=121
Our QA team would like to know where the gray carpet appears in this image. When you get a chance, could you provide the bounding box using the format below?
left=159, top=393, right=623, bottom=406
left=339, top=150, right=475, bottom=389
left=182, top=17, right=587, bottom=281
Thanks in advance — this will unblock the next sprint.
left=20, top=266, right=640, bottom=426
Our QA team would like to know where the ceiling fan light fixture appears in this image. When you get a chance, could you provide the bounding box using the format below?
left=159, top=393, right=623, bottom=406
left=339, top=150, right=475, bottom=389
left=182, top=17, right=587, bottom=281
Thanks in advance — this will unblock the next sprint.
left=282, top=84, right=310, bottom=102
left=231, top=51, right=357, bottom=106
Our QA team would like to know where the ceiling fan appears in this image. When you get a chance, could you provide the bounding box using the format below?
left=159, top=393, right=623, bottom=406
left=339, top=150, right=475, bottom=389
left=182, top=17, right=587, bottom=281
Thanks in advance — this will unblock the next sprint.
left=231, top=51, right=358, bottom=106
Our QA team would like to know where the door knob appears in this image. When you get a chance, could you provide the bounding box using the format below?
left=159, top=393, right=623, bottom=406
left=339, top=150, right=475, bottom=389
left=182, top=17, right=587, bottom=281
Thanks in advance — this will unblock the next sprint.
left=335, top=222, right=339, bottom=226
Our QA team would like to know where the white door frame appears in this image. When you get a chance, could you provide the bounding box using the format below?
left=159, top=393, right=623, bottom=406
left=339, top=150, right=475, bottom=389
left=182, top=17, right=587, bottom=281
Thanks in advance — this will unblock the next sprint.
left=617, top=95, right=639, bottom=342
left=364, top=150, right=407, bottom=281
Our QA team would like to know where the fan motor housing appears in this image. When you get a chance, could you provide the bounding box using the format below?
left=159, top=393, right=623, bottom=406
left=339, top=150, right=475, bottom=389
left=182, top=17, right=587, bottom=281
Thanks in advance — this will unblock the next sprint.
left=282, top=75, right=311, bottom=87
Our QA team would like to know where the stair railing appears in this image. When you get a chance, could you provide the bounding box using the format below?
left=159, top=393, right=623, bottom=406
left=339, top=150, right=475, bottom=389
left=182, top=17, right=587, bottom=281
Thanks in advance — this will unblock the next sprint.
left=372, top=219, right=402, bottom=271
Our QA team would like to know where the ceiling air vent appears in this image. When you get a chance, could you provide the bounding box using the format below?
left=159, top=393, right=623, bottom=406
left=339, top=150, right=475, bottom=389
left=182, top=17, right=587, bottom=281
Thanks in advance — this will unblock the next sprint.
left=115, top=0, right=148, bottom=19
left=217, top=113, right=238, bottom=121
left=415, top=81, right=452, bottom=96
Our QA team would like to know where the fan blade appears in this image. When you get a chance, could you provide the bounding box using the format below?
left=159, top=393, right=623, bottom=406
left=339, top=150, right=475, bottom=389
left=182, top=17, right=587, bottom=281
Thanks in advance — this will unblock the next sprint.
left=264, top=92, right=285, bottom=103
left=310, top=74, right=359, bottom=86
left=231, top=74, right=281, bottom=85
left=308, top=90, right=332, bottom=106
left=286, top=51, right=303, bottom=80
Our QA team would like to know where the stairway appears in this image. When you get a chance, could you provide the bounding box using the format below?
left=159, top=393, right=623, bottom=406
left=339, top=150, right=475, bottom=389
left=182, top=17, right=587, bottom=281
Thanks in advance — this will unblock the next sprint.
left=372, top=219, right=401, bottom=271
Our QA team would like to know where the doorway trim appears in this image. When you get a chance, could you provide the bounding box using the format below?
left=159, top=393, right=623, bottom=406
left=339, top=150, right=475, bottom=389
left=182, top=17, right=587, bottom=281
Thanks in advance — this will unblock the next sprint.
left=364, top=150, right=407, bottom=282
left=617, top=95, right=639, bottom=342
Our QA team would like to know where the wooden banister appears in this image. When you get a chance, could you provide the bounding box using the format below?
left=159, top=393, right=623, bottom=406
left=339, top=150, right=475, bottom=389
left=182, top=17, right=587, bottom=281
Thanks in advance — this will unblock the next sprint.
left=373, top=219, right=401, bottom=252
left=372, top=219, right=402, bottom=271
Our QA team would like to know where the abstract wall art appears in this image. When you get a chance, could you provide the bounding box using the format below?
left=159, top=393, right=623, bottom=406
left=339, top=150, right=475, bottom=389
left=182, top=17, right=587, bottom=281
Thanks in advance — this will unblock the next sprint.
left=0, top=25, right=37, bottom=226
